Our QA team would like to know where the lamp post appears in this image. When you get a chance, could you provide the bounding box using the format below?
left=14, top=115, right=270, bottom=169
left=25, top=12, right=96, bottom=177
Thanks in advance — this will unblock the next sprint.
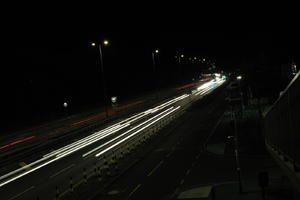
left=91, top=40, right=109, bottom=118
left=152, top=49, right=159, bottom=99
left=177, top=54, right=184, bottom=83
left=236, top=75, right=244, bottom=117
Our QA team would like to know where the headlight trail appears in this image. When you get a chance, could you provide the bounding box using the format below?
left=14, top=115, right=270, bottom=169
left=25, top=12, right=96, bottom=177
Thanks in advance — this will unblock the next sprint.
left=0, top=92, right=191, bottom=188
left=82, top=106, right=176, bottom=158
left=95, top=106, right=181, bottom=157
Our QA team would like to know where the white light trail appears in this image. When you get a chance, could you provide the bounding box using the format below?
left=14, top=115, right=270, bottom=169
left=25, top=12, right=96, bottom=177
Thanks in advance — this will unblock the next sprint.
left=95, top=106, right=181, bottom=157
left=0, top=92, right=191, bottom=188
left=82, top=107, right=176, bottom=157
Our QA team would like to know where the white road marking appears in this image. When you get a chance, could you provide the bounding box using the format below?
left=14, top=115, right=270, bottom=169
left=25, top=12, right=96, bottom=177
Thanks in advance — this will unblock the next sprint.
left=128, top=184, right=141, bottom=197
left=180, top=179, right=185, bottom=185
left=50, top=164, right=75, bottom=178
left=186, top=169, right=191, bottom=176
left=8, top=186, right=35, bottom=200
left=147, top=160, right=164, bottom=177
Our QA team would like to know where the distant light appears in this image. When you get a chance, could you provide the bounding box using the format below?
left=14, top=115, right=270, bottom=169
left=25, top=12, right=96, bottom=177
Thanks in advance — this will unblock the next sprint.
left=103, top=40, right=109, bottom=45
left=236, top=75, right=242, bottom=80
left=63, top=102, right=68, bottom=108
left=214, top=73, right=221, bottom=77
left=181, top=54, right=184, bottom=58
left=111, top=96, right=117, bottom=103
left=91, top=42, right=96, bottom=46
left=155, top=49, right=159, bottom=54
left=203, top=59, right=206, bottom=61
left=194, top=57, right=197, bottom=60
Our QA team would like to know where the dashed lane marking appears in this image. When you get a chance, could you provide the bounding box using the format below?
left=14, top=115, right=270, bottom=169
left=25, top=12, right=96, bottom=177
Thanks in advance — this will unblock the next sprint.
left=128, top=184, right=142, bottom=198
left=50, top=164, right=75, bottom=179
left=180, top=179, right=185, bottom=185
left=8, top=186, right=35, bottom=200
left=186, top=169, right=191, bottom=176
left=147, top=160, right=164, bottom=177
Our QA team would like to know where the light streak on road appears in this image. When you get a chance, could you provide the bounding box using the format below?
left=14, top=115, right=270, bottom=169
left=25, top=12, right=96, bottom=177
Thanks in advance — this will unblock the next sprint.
left=83, top=107, right=176, bottom=157
left=0, top=78, right=226, bottom=189
left=95, top=106, right=181, bottom=157
left=0, top=92, right=190, bottom=188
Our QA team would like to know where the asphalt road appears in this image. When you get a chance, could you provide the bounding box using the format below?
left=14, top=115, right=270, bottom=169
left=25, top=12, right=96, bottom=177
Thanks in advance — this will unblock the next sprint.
left=90, top=82, right=229, bottom=200
left=0, top=78, right=226, bottom=200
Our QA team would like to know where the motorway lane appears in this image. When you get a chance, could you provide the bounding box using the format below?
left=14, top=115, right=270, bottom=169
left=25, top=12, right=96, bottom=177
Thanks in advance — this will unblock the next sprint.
left=0, top=93, right=194, bottom=199
left=0, top=79, right=206, bottom=152
left=0, top=78, right=226, bottom=200
left=0, top=80, right=205, bottom=177
left=0, top=93, right=187, bottom=176
left=92, top=84, right=228, bottom=200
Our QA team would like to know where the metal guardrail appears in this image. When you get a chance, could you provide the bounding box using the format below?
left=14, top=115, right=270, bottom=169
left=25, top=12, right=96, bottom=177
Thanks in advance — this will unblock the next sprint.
left=264, top=71, right=300, bottom=171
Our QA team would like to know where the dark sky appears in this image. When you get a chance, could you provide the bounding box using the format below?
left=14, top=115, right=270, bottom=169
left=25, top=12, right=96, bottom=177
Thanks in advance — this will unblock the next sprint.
left=2, top=31, right=298, bottom=131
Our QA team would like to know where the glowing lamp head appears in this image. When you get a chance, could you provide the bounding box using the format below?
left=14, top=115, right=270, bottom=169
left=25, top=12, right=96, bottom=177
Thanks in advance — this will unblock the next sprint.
left=103, top=40, right=109, bottom=46
left=91, top=42, right=96, bottom=46
left=111, top=96, right=117, bottom=103
left=236, top=75, right=242, bottom=80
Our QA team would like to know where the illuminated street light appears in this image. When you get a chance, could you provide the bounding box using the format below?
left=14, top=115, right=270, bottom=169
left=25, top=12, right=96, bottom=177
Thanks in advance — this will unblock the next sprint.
left=91, top=40, right=111, bottom=118
left=181, top=54, right=184, bottom=58
left=194, top=57, right=197, bottom=60
left=103, top=40, right=109, bottom=46
left=152, top=49, right=160, bottom=99
left=236, top=75, right=242, bottom=80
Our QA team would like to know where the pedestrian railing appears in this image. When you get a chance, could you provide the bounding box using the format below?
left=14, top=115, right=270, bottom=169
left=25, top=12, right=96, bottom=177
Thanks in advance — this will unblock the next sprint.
left=264, top=71, right=300, bottom=171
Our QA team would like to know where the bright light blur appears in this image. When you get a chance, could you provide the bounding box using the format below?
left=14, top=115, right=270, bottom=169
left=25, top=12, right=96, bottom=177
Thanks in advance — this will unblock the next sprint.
left=237, top=75, right=242, bottom=80
left=111, top=96, right=117, bottom=103
left=181, top=54, right=184, bottom=58
left=214, top=73, right=221, bottom=78
left=91, top=42, right=96, bottom=46
left=197, top=80, right=215, bottom=91
left=103, top=40, right=109, bottom=45
left=155, top=49, right=159, bottom=54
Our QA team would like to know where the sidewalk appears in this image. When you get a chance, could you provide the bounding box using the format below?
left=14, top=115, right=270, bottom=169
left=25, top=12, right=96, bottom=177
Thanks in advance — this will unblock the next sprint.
left=175, top=106, right=294, bottom=200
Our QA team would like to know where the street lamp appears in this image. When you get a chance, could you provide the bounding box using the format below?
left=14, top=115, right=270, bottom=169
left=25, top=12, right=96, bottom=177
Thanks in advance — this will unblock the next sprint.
left=152, top=49, right=160, bottom=99
left=236, top=75, right=242, bottom=80
left=91, top=40, right=110, bottom=118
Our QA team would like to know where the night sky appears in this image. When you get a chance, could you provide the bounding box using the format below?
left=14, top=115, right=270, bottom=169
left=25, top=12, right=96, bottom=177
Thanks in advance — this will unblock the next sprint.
left=2, top=31, right=298, bottom=132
